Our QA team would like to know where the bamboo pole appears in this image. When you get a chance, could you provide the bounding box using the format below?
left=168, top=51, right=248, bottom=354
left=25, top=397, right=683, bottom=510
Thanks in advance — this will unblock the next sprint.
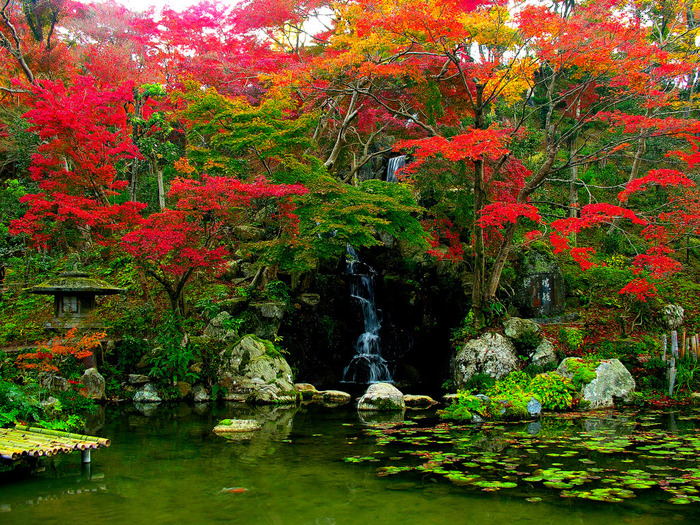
left=1, top=429, right=78, bottom=450
left=14, top=425, right=110, bottom=447
left=662, top=334, right=667, bottom=361
left=672, top=331, right=679, bottom=358
left=681, top=329, right=687, bottom=359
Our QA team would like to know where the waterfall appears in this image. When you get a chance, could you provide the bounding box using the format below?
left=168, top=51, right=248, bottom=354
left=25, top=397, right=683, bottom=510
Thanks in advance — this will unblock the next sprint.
left=341, top=245, right=392, bottom=384
left=386, top=155, right=406, bottom=183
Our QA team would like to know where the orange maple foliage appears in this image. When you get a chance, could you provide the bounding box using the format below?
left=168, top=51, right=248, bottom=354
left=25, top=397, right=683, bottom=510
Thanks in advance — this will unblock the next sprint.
left=16, top=328, right=105, bottom=374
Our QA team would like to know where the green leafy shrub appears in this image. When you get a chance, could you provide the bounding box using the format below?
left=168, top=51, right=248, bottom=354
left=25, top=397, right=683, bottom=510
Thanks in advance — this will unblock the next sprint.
left=487, top=371, right=531, bottom=398
left=439, top=391, right=485, bottom=421
left=559, top=327, right=585, bottom=352
left=529, top=373, right=575, bottom=410
left=488, top=390, right=530, bottom=420
left=462, top=372, right=496, bottom=393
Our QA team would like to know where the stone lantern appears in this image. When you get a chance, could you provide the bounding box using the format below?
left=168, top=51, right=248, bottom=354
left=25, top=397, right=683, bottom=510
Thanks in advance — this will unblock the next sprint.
left=28, top=271, right=125, bottom=329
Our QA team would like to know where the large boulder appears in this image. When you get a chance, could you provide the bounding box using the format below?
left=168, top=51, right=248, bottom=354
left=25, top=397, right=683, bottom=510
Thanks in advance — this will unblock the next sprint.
left=80, top=368, right=105, bottom=400
left=503, top=317, right=541, bottom=340
left=357, top=383, right=405, bottom=411
left=452, top=332, right=519, bottom=389
left=217, top=335, right=299, bottom=405
left=557, top=358, right=635, bottom=409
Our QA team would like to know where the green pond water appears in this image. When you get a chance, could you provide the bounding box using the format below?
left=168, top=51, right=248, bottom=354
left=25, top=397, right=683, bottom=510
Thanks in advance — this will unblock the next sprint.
left=1, top=403, right=700, bottom=524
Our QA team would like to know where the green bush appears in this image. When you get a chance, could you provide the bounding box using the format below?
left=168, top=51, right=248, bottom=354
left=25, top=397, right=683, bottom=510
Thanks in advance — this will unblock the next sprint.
left=529, top=372, right=575, bottom=410
left=559, top=327, right=584, bottom=352
left=439, top=392, right=485, bottom=421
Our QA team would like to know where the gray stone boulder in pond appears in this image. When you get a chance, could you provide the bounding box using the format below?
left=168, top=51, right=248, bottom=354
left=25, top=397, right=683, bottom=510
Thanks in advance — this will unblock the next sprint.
left=403, top=395, right=437, bottom=409
left=503, top=317, right=541, bottom=340
left=80, top=368, right=105, bottom=400
left=217, top=335, right=299, bottom=405
left=557, top=358, right=635, bottom=409
left=452, top=332, right=519, bottom=389
left=357, top=383, right=405, bottom=411
left=133, top=383, right=162, bottom=403
left=318, top=390, right=351, bottom=406
left=513, top=246, right=565, bottom=318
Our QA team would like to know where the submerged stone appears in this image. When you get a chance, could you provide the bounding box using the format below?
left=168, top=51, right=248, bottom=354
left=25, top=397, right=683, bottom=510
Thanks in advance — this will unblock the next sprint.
left=213, top=419, right=262, bottom=433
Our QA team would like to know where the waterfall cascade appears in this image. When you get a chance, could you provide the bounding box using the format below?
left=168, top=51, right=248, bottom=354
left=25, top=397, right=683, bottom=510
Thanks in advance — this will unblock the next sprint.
left=386, top=155, right=406, bottom=183
left=341, top=245, right=392, bottom=384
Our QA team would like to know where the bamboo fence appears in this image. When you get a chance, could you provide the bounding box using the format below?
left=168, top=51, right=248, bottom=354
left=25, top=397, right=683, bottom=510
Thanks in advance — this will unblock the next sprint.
left=0, top=425, right=110, bottom=461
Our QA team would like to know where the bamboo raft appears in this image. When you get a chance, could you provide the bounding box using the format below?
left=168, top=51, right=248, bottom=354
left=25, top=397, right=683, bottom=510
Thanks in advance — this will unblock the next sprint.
left=0, top=425, right=110, bottom=463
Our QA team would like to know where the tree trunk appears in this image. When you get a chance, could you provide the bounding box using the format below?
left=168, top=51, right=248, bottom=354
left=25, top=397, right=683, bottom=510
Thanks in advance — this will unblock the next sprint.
left=156, top=166, right=166, bottom=211
left=470, top=85, right=487, bottom=325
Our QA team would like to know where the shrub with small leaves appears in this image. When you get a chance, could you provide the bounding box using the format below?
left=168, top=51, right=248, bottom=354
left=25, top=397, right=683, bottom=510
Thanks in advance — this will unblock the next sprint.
left=529, top=372, right=576, bottom=410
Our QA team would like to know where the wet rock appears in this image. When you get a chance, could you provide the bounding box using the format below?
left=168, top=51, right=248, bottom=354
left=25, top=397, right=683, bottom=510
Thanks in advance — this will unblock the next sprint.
left=128, top=374, right=150, bottom=385
left=452, top=332, right=519, bottom=389
left=557, top=358, right=635, bottom=409
left=503, top=317, right=541, bottom=340
left=357, top=410, right=405, bottom=426
left=357, top=383, right=405, bottom=411
left=318, top=390, right=351, bottom=406
left=193, top=385, right=210, bottom=402
left=403, top=394, right=437, bottom=409
left=133, top=383, right=162, bottom=403
left=80, top=368, right=105, bottom=400
left=530, top=338, right=558, bottom=367
left=217, top=335, right=300, bottom=405
left=213, top=419, right=262, bottom=433
left=294, top=383, right=318, bottom=401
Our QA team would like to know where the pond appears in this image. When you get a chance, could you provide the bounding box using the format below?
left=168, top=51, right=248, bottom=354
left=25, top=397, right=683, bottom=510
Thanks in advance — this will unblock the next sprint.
left=1, top=403, right=700, bottom=524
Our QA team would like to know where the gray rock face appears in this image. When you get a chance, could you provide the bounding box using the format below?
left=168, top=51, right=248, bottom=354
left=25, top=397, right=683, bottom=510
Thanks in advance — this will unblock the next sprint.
left=513, top=247, right=566, bottom=318
left=357, top=383, right=405, bottom=411
left=557, top=358, right=635, bottom=409
left=133, top=383, right=162, bottom=403
left=663, top=304, right=684, bottom=329
left=452, top=332, right=519, bottom=389
left=527, top=397, right=542, bottom=417
left=530, top=338, right=558, bottom=367
left=217, top=335, right=299, bottom=405
left=503, top=317, right=541, bottom=340
left=204, top=311, right=238, bottom=341
left=80, top=368, right=105, bottom=400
